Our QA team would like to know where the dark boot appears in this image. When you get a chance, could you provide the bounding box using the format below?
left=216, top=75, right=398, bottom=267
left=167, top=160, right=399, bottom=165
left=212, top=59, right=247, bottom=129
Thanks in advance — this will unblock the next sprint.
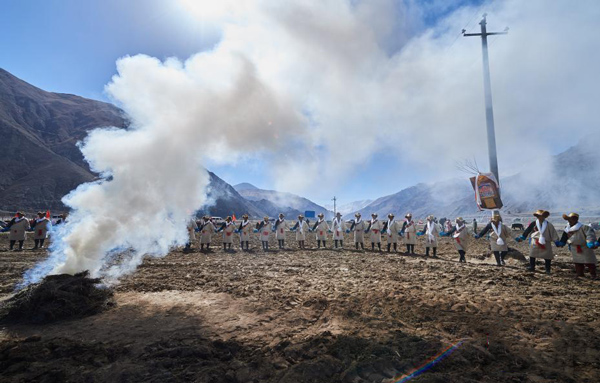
left=223, top=243, right=227, bottom=250
left=355, top=242, right=359, bottom=250
left=39, top=239, right=45, bottom=248
left=406, top=245, right=411, bottom=254
left=371, top=243, right=375, bottom=251
left=493, top=251, right=502, bottom=266
left=9, top=240, right=15, bottom=250
left=500, top=251, right=507, bottom=265
left=393, top=243, right=397, bottom=252
left=228, top=243, right=232, bottom=250
left=411, top=245, right=415, bottom=254
left=588, top=264, right=597, bottom=279
left=200, top=244, right=205, bottom=251
left=575, top=263, right=585, bottom=277
left=425, top=247, right=430, bottom=257
left=527, top=257, right=536, bottom=271
left=387, top=244, right=391, bottom=253
left=334, top=240, right=338, bottom=249
left=33, top=239, right=40, bottom=249
left=18, top=241, right=24, bottom=250
left=360, top=242, right=364, bottom=250
left=323, top=241, right=327, bottom=248
left=246, top=241, right=250, bottom=250
left=265, top=242, right=269, bottom=251
left=340, top=241, right=343, bottom=248
left=377, top=243, right=381, bottom=251
left=544, top=259, right=552, bottom=275
left=317, top=240, right=321, bottom=249
left=459, top=250, right=466, bottom=263
left=432, top=247, right=437, bottom=257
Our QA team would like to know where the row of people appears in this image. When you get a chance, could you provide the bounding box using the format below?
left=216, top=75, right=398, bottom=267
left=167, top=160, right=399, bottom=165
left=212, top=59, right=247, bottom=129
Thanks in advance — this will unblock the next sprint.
left=1, top=211, right=53, bottom=251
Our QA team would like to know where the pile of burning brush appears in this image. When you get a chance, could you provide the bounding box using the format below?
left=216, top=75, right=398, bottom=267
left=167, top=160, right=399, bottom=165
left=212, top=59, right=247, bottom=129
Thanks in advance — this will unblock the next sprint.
left=0, top=271, right=115, bottom=324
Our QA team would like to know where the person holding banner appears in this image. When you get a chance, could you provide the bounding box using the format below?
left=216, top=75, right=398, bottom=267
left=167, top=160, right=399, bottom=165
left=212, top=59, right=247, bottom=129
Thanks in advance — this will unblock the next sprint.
left=417, top=215, right=441, bottom=257
left=349, top=213, right=365, bottom=250
left=475, top=212, right=511, bottom=266
left=331, top=212, right=346, bottom=249
left=441, top=217, right=469, bottom=263
left=383, top=213, right=401, bottom=253
left=556, top=213, right=597, bottom=279
left=312, top=213, right=330, bottom=249
left=515, top=210, right=559, bottom=274
left=366, top=213, right=383, bottom=251
left=290, top=214, right=309, bottom=249
left=237, top=214, right=252, bottom=251
left=400, top=213, right=417, bottom=255
left=274, top=213, right=287, bottom=249
left=32, top=211, right=52, bottom=249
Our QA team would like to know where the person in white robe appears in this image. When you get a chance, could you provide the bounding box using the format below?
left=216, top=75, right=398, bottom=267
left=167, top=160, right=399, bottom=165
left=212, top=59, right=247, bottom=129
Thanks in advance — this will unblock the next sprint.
left=217, top=216, right=236, bottom=251
left=417, top=215, right=441, bottom=257
left=442, top=217, right=469, bottom=263
left=32, top=211, right=52, bottom=249
left=237, top=214, right=252, bottom=251
left=5, top=212, right=30, bottom=251
left=516, top=210, right=559, bottom=274
left=311, top=213, right=330, bottom=249
left=290, top=214, right=309, bottom=249
left=185, top=218, right=199, bottom=252
left=383, top=213, right=401, bottom=253
left=274, top=213, right=287, bottom=249
left=400, top=213, right=417, bottom=254
left=557, top=213, right=597, bottom=279
left=349, top=213, right=365, bottom=250
left=366, top=213, right=383, bottom=251
left=475, top=212, right=512, bottom=266
left=331, top=212, right=346, bottom=249
left=255, top=216, right=271, bottom=251
left=199, top=216, right=216, bottom=251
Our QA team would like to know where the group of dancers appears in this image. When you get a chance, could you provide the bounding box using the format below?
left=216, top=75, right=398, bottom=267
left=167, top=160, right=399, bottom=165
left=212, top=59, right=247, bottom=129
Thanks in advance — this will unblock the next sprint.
left=186, top=209, right=598, bottom=279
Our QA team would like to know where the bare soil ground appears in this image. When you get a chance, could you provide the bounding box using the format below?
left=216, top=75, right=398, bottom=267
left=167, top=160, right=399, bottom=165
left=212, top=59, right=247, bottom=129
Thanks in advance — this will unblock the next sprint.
left=1, top=232, right=599, bottom=383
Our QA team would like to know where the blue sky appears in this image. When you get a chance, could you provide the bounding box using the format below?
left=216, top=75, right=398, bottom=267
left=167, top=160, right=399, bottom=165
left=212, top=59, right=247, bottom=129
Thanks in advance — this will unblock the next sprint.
left=4, top=0, right=588, bottom=208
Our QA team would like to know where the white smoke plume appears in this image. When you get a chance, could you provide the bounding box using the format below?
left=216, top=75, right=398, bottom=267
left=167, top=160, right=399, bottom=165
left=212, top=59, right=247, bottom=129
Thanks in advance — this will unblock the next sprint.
left=23, top=0, right=600, bottom=283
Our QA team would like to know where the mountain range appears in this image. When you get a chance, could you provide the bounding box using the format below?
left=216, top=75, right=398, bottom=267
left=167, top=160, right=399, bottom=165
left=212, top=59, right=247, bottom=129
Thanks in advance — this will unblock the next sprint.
left=2, top=68, right=598, bottom=221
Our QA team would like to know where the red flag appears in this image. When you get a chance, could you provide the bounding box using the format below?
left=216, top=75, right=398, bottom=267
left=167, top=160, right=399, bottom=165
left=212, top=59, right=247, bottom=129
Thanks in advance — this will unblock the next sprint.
left=46, top=210, right=51, bottom=219
left=232, top=214, right=237, bottom=221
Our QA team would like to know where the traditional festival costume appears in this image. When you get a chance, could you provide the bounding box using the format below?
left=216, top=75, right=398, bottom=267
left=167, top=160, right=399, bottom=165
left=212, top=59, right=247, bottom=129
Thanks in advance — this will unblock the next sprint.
left=238, top=215, right=252, bottom=250
left=218, top=217, right=236, bottom=250
left=517, top=210, right=559, bottom=274
left=274, top=214, right=287, bottom=249
left=331, top=213, right=346, bottom=249
left=185, top=218, right=199, bottom=252
left=32, top=212, right=52, bottom=249
left=443, top=217, right=469, bottom=263
left=419, top=215, right=441, bottom=257
left=291, top=215, right=309, bottom=249
left=366, top=214, right=383, bottom=251
left=312, top=214, right=330, bottom=249
left=256, top=217, right=271, bottom=251
left=7, top=213, right=30, bottom=251
left=401, top=213, right=417, bottom=254
left=349, top=213, right=365, bottom=250
left=476, top=212, right=511, bottom=266
left=199, top=216, right=216, bottom=251
left=559, top=213, right=597, bottom=279
left=383, top=214, right=401, bottom=253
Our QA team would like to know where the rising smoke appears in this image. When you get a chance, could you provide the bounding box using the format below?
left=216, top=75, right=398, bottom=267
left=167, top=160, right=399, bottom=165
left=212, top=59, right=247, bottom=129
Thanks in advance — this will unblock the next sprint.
left=24, top=0, right=600, bottom=283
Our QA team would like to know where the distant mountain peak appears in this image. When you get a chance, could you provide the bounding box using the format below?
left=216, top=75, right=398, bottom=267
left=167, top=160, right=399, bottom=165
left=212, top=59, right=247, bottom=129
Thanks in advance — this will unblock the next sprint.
left=234, top=182, right=259, bottom=191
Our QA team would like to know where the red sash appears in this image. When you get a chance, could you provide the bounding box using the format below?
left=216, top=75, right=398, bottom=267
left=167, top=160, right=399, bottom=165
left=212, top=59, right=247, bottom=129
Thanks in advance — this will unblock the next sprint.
left=280, top=229, right=283, bottom=234
left=336, top=231, right=339, bottom=236
left=373, top=230, right=379, bottom=234
left=263, top=231, right=269, bottom=236
left=535, top=239, right=546, bottom=250
left=226, top=232, right=232, bottom=236
left=455, top=237, right=461, bottom=244
left=319, top=231, right=323, bottom=236
left=407, top=233, right=410, bottom=239
left=576, top=245, right=583, bottom=253
left=38, top=229, right=43, bottom=236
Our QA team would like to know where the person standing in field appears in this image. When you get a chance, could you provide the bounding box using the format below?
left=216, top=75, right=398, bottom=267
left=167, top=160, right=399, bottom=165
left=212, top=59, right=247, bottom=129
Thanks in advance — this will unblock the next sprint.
left=349, top=213, right=365, bottom=250
left=256, top=216, right=271, bottom=251
left=237, top=214, right=252, bottom=251
left=366, top=213, right=383, bottom=252
left=199, top=216, right=215, bottom=252
left=442, top=217, right=469, bottom=263
left=516, top=210, right=559, bottom=274
left=418, top=215, right=441, bottom=258
left=383, top=213, right=401, bottom=253
left=472, top=218, right=478, bottom=234
left=475, top=212, right=511, bottom=266
left=557, top=213, right=597, bottom=279
left=290, top=214, right=309, bottom=249
left=331, top=212, right=346, bottom=249
left=217, top=216, right=236, bottom=251
left=401, top=213, right=417, bottom=255
left=312, top=213, right=330, bottom=249
left=274, top=213, right=287, bottom=249
left=185, top=218, right=198, bottom=252
left=3, top=212, right=30, bottom=251
left=32, top=211, right=52, bottom=249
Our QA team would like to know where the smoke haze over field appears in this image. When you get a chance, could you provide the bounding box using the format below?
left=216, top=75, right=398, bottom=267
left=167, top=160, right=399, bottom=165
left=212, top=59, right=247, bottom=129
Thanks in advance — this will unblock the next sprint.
left=23, top=0, right=600, bottom=282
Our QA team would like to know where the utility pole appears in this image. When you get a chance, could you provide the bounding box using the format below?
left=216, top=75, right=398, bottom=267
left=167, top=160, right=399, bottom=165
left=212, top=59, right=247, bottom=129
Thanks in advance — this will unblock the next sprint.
left=463, top=14, right=508, bottom=185
left=332, top=196, right=337, bottom=216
